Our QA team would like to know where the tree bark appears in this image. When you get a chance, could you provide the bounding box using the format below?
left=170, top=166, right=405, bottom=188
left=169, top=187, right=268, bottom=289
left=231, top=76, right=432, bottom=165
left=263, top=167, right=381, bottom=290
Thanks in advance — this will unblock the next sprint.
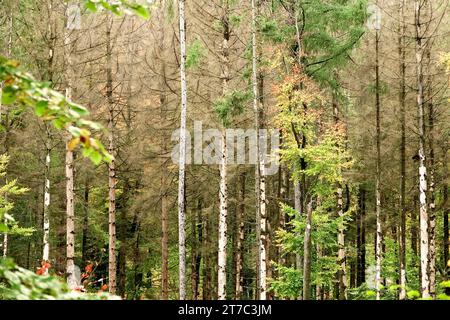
left=235, top=169, right=246, bottom=299
left=82, top=178, right=89, bottom=263
left=64, top=4, right=76, bottom=290
left=356, top=186, right=366, bottom=287
left=302, top=200, right=313, bottom=300
left=374, top=22, right=383, bottom=301
left=177, top=0, right=187, bottom=300
left=106, top=13, right=117, bottom=295
left=426, top=49, right=436, bottom=297
left=398, top=0, right=407, bottom=300
left=415, top=0, right=430, bottom=298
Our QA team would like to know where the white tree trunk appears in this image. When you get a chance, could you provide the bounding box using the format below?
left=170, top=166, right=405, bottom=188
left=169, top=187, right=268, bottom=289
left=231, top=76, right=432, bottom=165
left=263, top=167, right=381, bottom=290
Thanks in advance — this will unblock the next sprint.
left=42, top=0, right=54, bottom=272
left=43, top=138, right=51, bottom=265
left=251, top=0, right=267, bottom=300
left=218, top=129, right=228, bottom=300
left=177, top=0, right=187, bottom=300
left=259, top=161, right=267, bottom=300
left=64, top=3, right=76, bottom=290
left=374, top=25, right=383, bottom=301
left=415, top=0, right=430, bottom=299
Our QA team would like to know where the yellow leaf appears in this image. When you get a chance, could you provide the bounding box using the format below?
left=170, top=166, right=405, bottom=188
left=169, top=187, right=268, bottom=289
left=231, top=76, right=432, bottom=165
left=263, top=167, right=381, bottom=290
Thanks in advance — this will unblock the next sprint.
left=67, top=138, right=80, bottom=151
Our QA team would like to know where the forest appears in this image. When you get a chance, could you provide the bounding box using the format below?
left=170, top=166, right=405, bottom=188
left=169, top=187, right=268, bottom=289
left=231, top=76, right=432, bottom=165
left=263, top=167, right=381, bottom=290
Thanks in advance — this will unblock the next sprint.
left=0, top=0, right=449, bottom=301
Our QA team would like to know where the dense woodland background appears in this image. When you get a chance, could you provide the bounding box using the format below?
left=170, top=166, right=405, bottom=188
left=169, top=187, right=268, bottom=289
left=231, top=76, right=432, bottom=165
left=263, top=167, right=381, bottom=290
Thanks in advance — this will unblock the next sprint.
left=0, top=0, right=449, bottom=300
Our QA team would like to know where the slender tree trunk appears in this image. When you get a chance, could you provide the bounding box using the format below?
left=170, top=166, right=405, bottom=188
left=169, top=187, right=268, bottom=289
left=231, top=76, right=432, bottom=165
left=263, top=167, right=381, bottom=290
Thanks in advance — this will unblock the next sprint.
left=117, top=180, right=128, bottom=298
left=415, top=0, right=430, bottom=299
left=203, top=207, right=211, bottom=300
left=333, top=94, right=347, bottom=300
left=217, top=2, right=231, bottom=300
left=259, top=159, right=267, bottom=300
left=42, top=0, right=54, bottom=268
left=159, top=15, right=169, bottom=299
left=43, top=129, right=51, bottom=265
left=374, top=23, right=383, bottom=301
left=278, top=162, right=288, bottom=268
left=235, top=169, right=246, bottom=299
left=411, top=199, right=418, bottom=256
left=426, top=49, right=436, bottom=297
left=218, top=128, right=228, bottom=300
left=105, top=14, right=117, bottom=295
left=64, top=4, right=76, bottom=290
left=302, top=200, right=313, bottom=300
left=251, top=0, right=265, bottom=300
left=398, top=0, right=407, bottom=300
left=177, top=0, right=187, bottom=300
left=443, top=162, right=449, bottom=277
left=82, top=178, right=89, bottom=262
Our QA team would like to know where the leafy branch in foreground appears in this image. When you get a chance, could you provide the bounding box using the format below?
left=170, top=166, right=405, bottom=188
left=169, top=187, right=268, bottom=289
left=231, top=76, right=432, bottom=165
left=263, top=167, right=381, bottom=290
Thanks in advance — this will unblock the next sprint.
left=0, top=258, right=120, bottom=300
left=0, top=154, right=33, bottom=235
left=0, top=57, right=112, bottom=165
left=83, top=0, right=151, bottom=20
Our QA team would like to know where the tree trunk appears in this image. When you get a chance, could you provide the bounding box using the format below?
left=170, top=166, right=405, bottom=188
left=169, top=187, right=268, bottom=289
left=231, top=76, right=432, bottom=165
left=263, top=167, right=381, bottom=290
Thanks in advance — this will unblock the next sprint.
left=443, top=164, right=449, bottom=278
left=159, top=14, right=169, bottom=299
left=374, top=24, right=383, bottom=301
left=82, top=178, right=89, bottom=263
left=191, top=198, right=202, bottom=300
left=235, top=169, right=246, bottom=299
left=42, top=0, right=54, bottom=268
left=302, top=200, right=313, bottom=300
left=42, top=130, right=51, bottom=265
left=333, top=94, right=347, bottom=300
left=218, top=128, right=228, bottom=300
left=398, top=0, right=407, bottom=300
left=64, top=5, right=76, bottom=290
left=177, top=0, right=187, bottom=300
left=106, top=14, right=117, bottom=295
left=356, top=186, right=366, bottom=287
left=426, top=49, right=436, bottom=297
left=217, top=2, right=231, bottom=300
left=415, top=0, right=430, bottom=299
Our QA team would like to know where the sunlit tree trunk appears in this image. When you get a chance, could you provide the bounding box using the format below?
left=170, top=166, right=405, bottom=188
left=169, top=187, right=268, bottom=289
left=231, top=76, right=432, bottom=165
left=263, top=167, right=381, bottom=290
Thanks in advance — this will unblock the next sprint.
left=64, top=3, right=76, bottom=290
left=217, top=1, right=231, bottom=301
left=218, top=128, right=228, bottom=300
left=42, top=0, right=54, bottom=269
left=333, top=94, right=347, bottom=300
left=426, top=50, right=436, bottom=297
left=177, top=0, right=187, bottom=300
left=415, top=0, right=430, bottom=299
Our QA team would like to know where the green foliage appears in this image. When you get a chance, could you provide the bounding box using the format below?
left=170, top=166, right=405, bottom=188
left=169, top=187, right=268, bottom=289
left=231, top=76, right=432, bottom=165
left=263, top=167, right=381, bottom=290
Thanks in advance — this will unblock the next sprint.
left=0, top=258, right=119, bottom=300
left=0, top=57, right=112, bottom=165
left=271, top=201, right=351, bottom=299
left=259, top=18, right=292, bottom=43
left=186, top=39, right=206, bottom=70
left=83, top=0, right=151, bottom=20
left=0, top=154, right=32, bottom=235
left=213, top=90, right=250, bottom=127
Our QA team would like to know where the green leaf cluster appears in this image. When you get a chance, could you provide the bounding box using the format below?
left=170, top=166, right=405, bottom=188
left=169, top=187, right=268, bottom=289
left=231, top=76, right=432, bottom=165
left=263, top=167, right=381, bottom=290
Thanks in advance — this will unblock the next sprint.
left=213, top=90, right=250, bottom=127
